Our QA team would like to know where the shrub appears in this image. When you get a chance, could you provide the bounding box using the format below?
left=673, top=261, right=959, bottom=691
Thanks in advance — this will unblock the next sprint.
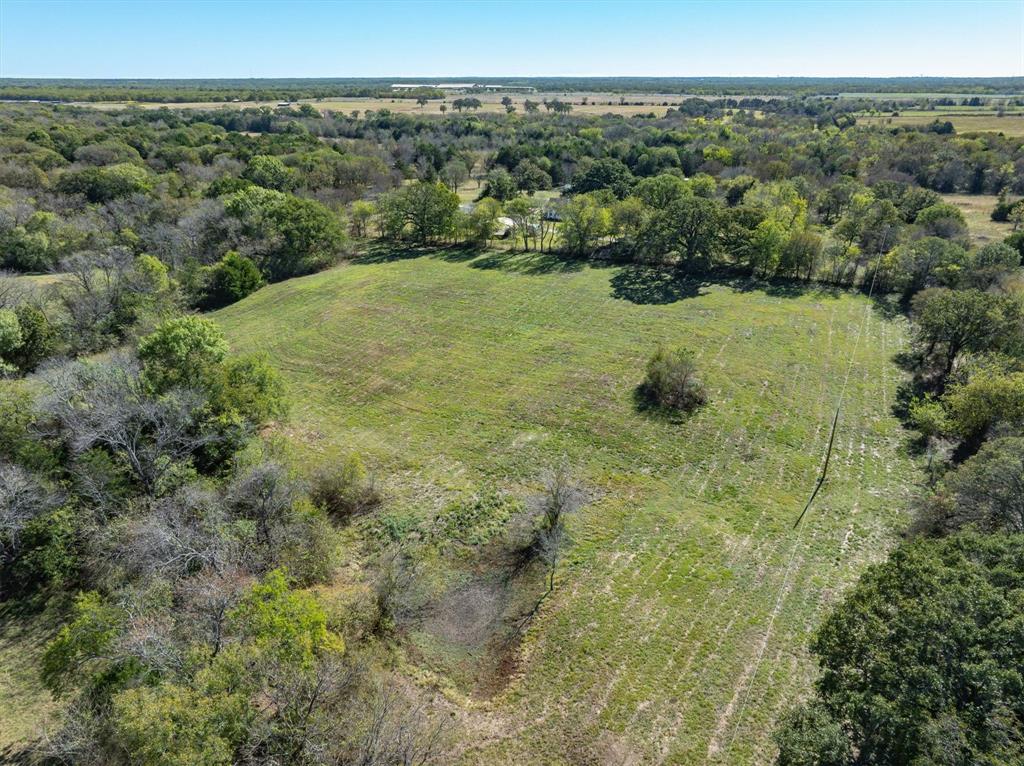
left=199, top=251, right=264, bottom=309
left=640, top=346, right=708, bottom=413
left=308, top=456, right=381, bottom=523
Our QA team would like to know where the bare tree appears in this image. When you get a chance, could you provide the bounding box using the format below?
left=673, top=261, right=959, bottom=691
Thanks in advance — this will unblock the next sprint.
left=56, top=248, right=135, bottom=349
left=0, top=270, right=31, bottom=310
left=41, top=355, right=216, bottom=496
left=116, top=485, right=238, bottom=580
left=531, top=464, right=584, bottom=593
left=0, top=461, right=54, bottom=566
left=227, top=460, right=298, bottom=549
left=178, top=565, right=253, bottom=657
left=243, top=654, right=362, bottom=765
left=370, top=547, right=424, bottom=636
left=348, top=681, right=449, bottom=766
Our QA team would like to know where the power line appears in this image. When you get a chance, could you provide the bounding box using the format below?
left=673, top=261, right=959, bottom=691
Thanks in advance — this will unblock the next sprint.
left=720, top=268, right=880, bottom=760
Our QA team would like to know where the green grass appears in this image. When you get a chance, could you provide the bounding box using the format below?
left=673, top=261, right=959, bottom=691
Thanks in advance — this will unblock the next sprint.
left=940, top=193, right=1014, bottom=246
left=0, top=601, right=65, bottom=754
left=213, top=251, right=916, bottom=765
left=859, top=110, right=1024, bottom=136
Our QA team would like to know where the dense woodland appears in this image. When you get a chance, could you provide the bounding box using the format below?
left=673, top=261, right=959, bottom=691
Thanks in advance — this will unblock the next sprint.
left=1, top=93, right=1024, bottom=765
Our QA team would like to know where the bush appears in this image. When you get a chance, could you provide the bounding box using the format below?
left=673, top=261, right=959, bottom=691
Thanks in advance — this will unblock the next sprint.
left=197, top=251, right=264, bottom=309
left=308, top=456, right=381, bottom=523
left=640, top=346, right=708, bottom=413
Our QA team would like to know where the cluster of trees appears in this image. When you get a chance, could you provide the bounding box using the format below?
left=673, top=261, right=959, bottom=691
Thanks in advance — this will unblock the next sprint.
left=774, top=173, right=1024, bottom=765
left=2, top=91, right=1024, bottom=764
left=0, top=315, right=450, bottom=764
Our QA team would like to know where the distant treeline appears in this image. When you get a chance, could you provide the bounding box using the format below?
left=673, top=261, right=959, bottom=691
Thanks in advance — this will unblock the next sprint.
left=1, top=76, right=1023, bottom=102
left=0, top=78, right=444, bottom=103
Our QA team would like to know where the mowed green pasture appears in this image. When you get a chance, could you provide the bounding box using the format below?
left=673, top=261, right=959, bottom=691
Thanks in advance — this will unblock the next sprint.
left=213, top=252, right=916, bottom=765
left=859, top=110, right=1024, bottom=136
left=941, top=193, right=1013, bottom=246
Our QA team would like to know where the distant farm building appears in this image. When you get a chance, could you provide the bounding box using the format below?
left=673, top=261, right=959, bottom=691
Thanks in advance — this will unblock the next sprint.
left=391, top=83, right=537, bottom=93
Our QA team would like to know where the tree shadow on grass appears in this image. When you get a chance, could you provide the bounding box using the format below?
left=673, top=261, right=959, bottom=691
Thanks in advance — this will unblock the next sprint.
left=731, top=275, right=844, bottom=301
left=610, top=265, right=706, bottom=305
left=869, top=291, right=909, bottom=321
left=353, top=241, right=481, bottom=265
left=630, top=384, right=694, bottom=425
left=611, top=264, right=903, bottom=307
left=469, top=250, right=585, bottom=275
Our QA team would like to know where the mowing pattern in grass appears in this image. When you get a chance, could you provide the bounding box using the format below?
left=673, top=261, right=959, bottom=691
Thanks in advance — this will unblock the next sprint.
left=859, top=111, right=1024, bottom=137
left=213, top=252, right=916, bottom=765
left=940, top=193, right=1013, bottom=246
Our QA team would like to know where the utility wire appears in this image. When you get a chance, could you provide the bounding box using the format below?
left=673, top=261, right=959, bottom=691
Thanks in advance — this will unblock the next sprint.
left=720, top=267, right=880, bottom=760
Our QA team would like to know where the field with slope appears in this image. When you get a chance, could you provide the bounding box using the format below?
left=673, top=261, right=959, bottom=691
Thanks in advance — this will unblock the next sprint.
left=213, top=250, right=917, bottom=765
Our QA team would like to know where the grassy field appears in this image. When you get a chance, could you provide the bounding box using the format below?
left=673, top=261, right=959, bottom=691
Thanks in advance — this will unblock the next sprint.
left=941, top=193, right=1014, bottom=246
left=73, top=93, right=676, bottom=117
left=212, top=250, right=916, bottom=765
left=859, top=110, right=1024, bottom=136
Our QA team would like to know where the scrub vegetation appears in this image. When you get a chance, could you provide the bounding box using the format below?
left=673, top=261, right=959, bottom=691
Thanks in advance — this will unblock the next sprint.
left=1, top=77, right=1023, bottom=765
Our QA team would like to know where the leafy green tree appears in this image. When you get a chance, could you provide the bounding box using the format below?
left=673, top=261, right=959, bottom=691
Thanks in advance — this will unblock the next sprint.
left=634, top=173, right=689, bottom=210
left=0, top=308, right=23, bottom=372
left=639, top=195, right=724, bottom=272
left=7, top=304, right=57, bottom=372
left=749, top=219, right=787, bottom=278
left=559, top=194, right=611, bottom=255
left=611, top=196, right=647, bottom=244
left=479, top=168, right=519, bottom=202
left=242, top=154, right=295, bottom=191
left=441, top=159, right=470, bottom=191
left=942, top=368, right=1024, bottom=440
left=138, top=316, right=230, bottom=394
left=513, top=159, right=552, bottom=193
left=224, top=187, right=345, bottom=280
left=773, top=702, right=850, bottom=766
left=349, top=199, right=376, bottom=238
left=744, top=180, right=807, bottom=229
left=41, top=590, right=134, bottom=698
left=56, top=162, right=153, bottom=203
left=464, top=197, right=502, bottom=246
left=572, top=158, right=633, bottom=199
left=640, top=346, right=708, bottom=412
left=963, top=242, right=1020, bottom=289
left=112, top=681, right=248, bottom=766
left=835, top=193, right=901, bottom=256
left=207, top=352, right=287, bottom=426
left=879, top=237, right=968, bottom=295
left=780, top=229, right=823, bottom=281
left=230, top=569, right=344, bottom=666
left=915, top=436, right=1024, bottom=535
left=915, top=202, right=969, bottom=240
left=376, top=181, right=459, bottom=244
left=505, top=196, right=539, bottom=251
left=0, top=222, right=56, bottom=272
left=782, top=534, right=1024, bottom=766
left=201, top=251, right=264, bottom=309
left=1004, top=230, right=1024, bottom=260
left=912, top=288, right=1022, bottom=378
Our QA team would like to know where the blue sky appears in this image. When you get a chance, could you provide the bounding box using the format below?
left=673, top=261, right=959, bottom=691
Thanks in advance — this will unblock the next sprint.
left=1, top=0, right=1021, bottom=79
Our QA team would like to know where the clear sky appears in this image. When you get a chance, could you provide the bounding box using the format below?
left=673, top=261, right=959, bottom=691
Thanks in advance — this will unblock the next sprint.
left=1, top=0, right=1022, bottom=79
